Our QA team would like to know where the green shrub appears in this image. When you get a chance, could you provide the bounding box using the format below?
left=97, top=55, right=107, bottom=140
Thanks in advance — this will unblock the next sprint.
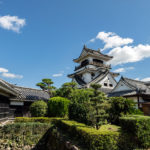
left=120, top=115, right=150, bottom=149
left=48, top=97, right=70, bottom=117
left=68, top=89, right=93, bottom=125
left=30, top=100, right=48, bottom=117
left=0, top=122, right=51, bottom=146
left=108, top=97, right=136, bottom=124
left=55, top=119, right=121, bottom=150
left=15, top=117, right=62, bottom=123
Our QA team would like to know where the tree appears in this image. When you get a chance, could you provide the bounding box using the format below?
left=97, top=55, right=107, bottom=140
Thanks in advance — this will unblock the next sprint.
left=108, top=97, right=137, bottom=124
left=90, top=83, right=110, bottom=129
left=69, top=88, right=93, bottom=125
left=30, top=100, right=48, bottom=117
left=36, top=78, right=55, bottom=97
left=56, top=82, right=77, bottom=99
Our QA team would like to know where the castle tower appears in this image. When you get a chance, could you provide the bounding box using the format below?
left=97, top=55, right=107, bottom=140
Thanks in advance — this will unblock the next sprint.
left=68, top=45, right=119, bottom=94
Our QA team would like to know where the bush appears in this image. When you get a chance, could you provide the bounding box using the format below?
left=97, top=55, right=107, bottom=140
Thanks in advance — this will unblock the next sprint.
left=69, top=89, right=93, bottom=125
left=120, top=115, right=150, bottom=149
left=48, top=97, right=70, bottom=117
left=108, top=97, right=136, bottom=124
left=55, top=119, right=121, bottom=150
left=0, top=122, right=51, bottom=146
left=30, top=100, right=48, bottom=117
left=15, top=117, right=62, bottom=123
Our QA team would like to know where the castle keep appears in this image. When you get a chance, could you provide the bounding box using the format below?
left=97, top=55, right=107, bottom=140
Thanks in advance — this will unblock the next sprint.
left=68, top=45, right=119, bottom=93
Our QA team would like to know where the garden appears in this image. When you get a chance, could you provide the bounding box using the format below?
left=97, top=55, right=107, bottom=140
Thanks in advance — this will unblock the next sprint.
left=0, top=79, right=150, bottom=150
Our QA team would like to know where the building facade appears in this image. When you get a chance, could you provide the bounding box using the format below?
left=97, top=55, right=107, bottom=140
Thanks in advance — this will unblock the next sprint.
left=68, top=45, right=119, bottom=94
left=109, top=77, right=150, bottom=115
left=0, top=79, right=49, bottom=121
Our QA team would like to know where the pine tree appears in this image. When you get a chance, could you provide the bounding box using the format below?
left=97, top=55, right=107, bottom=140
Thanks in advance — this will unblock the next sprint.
left=36, top=78, right=55, bottom=97
left=90, top=83, right=110, bottom=130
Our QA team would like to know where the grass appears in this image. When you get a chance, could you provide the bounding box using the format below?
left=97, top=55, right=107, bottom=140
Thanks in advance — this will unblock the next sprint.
left=99, top=124, right=120, bottom=132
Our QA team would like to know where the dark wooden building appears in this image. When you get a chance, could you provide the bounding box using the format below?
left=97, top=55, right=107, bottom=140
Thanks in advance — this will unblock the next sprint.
left=0, top=79, right=49, bottom=121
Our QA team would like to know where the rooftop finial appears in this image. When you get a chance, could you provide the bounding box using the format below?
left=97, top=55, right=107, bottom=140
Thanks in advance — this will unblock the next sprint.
left=98, top=48, right=101, bottom=52
left=83, top=44, right=87, bottom=49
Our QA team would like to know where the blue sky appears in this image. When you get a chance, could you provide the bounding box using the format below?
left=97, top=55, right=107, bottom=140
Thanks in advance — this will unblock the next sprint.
left=0, top=0, right=150, bottom=88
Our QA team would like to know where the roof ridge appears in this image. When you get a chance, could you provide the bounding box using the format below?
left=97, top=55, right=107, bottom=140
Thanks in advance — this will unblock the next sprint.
left=123, top=77, right=146, bottom=84
left=88, top=70, right=109, bottom=84
left=13, top=85, right=46, bottom=92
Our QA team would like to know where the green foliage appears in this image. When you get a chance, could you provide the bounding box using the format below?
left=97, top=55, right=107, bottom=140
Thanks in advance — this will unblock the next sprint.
left=36, top=78, right=55, bottom=97
left=30, top=100, right=48, bottom=117
left=108, top=97, right=136, bottom=124
left=56, top=119, right=120, bottom=150
left=120, top=115, right=150, bottom=149
left=0, top=122, right=51, bottom=146
left=15, top=117, right=63, bottom=123
left=48, top=97, right=70, bottom=117
left=55, top=82, right=77, bottom=99
left=89, top=83, right=110, bottom=129
left=69, top=88, right=93, bottom=125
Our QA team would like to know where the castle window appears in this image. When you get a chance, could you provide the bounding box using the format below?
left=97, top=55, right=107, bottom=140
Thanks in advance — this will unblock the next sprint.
left=93, top=59, right=103, bottom=64
left=91, top=73, right=95, bottom=77
left=81, top=59, right=89, bottom=67
left=109, top=84, right=113, bottom=87
left=104, top=83, right=107, bottom=86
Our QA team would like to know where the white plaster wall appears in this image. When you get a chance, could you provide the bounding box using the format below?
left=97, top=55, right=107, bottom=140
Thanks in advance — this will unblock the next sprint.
left=127, top=96, right=144, bottom=109
left=87, top=65, right=96, bottom=69
left=113, top=80, right=132, bottom=92
left=98, top=73, right=117, bottom=89
left=82, top=72, right=92, bottom=83
left=10, top=101, right=24, bottom=106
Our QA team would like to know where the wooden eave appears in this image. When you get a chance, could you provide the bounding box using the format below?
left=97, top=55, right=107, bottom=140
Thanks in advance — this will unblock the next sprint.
left=73, top=53, right=113, bottom=63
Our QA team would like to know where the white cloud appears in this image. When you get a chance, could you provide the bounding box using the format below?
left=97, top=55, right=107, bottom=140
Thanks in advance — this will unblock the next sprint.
left=0, top=15, right=26, bottom=33
left=89, top=38, right=95, bottom=43
left=141, top=77, right=150, bottom=82
left=108, top=44, right=150, bottom=66
left=114, top=68, right=125, bottom=73
left=89, top=31, right=133, bottom=50
left=52, top=73, right=63, bottom=77
left=135, top=78, right=140, bottom=81
left=89, top=31, right=150, bottom=66
left=2, top=72, right=23, bottom=79
left=97, top=32, right=133, bottom=50
left=114, top=67, right=134, bottom=73
left=127, top=67, right=134, bottom=70
left=0, top=67, right=8, bottom=73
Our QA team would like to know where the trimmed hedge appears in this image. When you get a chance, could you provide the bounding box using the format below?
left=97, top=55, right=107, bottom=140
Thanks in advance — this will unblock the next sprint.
left=56, top=119, right=120, bottom=150
left=120, top=115, right=150, bottom=149
left=48, top=97, right=70, bottom=117
left=0, top=122, right=51, bottom=146
left=30, top=100, right=48, bottom=117
left=15, top=117, right=63, bottom=123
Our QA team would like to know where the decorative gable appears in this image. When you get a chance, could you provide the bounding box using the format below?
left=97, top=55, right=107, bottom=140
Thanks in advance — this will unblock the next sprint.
left=112, top=80, right=132, bottom=92
left=97, top=73, right=117, bottom=89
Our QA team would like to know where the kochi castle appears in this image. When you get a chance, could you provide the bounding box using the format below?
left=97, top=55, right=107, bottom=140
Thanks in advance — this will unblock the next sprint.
left=68, top=45, right=119, bottom=94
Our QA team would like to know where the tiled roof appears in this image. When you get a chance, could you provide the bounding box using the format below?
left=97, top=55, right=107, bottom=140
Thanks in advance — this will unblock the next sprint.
left=73, top=46, right=113, bottom=62
left=0, top=79, right=18, bottom=96
left=14, top=86, right=50, bottom=101
left=122, top=77, right=148, bottom=91
left=100, top=88, right=113, bottom=94
left=74, top=75, right=86, bottom=86
left=88, top=70, right=109, bottom=85
left=0, top=78, right=49, bottom=101
left=108, top=90, right=137, bottom=97
left=109, top=77, right=150, bottom=97
left=83, top=45, right=113, bottom=58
